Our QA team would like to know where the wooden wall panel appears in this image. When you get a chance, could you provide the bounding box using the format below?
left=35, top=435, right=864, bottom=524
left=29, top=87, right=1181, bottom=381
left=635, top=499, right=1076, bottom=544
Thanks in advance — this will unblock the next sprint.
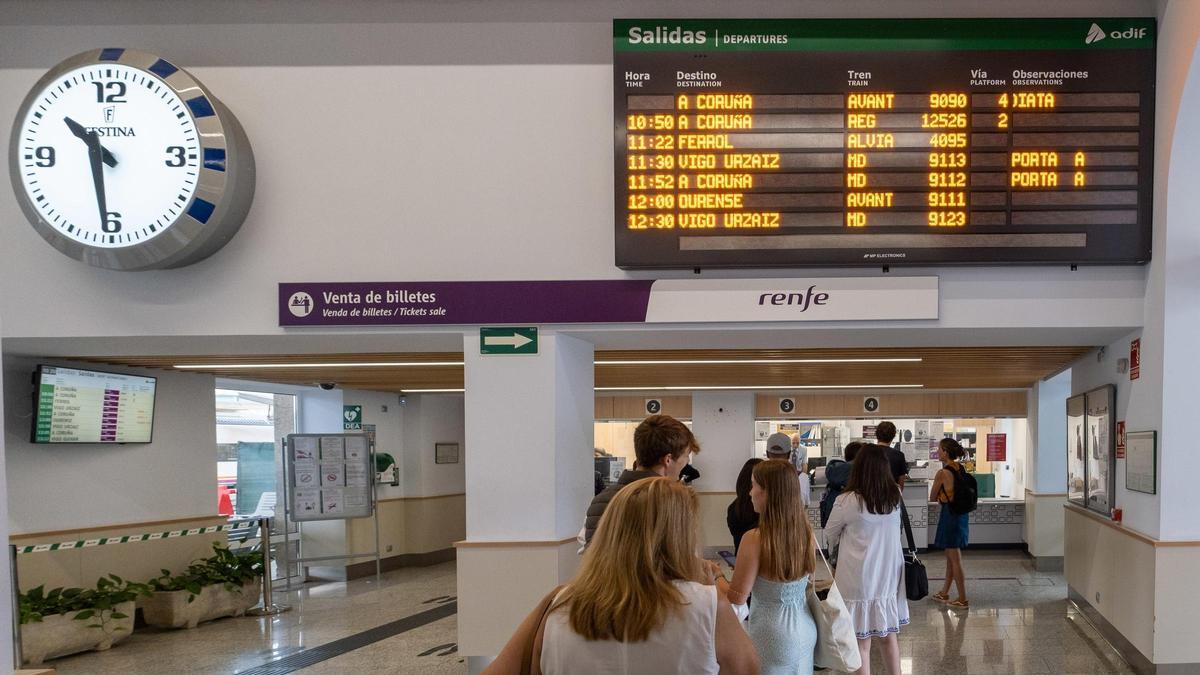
left=755, top=391, right=1027, bottom=419
left=594, top=396, right=614, bottom=420
left=607, top=396, right=692, bottom=420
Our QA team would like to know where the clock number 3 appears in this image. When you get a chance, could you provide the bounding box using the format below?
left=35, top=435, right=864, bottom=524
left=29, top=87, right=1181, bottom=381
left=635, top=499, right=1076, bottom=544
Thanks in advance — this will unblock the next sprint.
left=103, top=211, right=122, bottom=233
left=92, top=81, right=127, bottom=103
left=165, top=146, right=186, bottom=167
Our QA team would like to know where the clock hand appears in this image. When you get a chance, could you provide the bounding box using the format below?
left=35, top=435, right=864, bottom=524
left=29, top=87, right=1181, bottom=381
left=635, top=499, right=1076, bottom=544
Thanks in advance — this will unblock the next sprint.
left=62, top=116, right=118, bottom=168
left=83, top=132, right=109, bottom=232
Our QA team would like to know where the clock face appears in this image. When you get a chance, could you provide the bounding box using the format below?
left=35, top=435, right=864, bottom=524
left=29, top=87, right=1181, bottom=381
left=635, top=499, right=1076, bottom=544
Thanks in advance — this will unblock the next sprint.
left=16, top=63, right=202, bottom=248
left=9, top=48, right=254, bottom=270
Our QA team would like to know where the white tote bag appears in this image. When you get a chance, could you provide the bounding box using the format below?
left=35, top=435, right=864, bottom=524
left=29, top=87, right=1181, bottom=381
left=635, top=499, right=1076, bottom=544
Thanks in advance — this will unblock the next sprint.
left=806, top=539, right=862, bottom=672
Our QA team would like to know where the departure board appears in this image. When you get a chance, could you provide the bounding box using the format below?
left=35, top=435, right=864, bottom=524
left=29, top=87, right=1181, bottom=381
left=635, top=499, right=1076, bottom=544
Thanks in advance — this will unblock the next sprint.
left=613, top=19, right=1156, bottom=269
left=33, top=366, right=156, bottom=443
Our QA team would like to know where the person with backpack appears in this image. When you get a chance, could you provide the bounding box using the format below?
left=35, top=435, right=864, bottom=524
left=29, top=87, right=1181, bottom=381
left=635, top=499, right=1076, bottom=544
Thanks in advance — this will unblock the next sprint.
left=929, top=437, right=975, bottom=609
left=819, top=441, right=863, bottom=528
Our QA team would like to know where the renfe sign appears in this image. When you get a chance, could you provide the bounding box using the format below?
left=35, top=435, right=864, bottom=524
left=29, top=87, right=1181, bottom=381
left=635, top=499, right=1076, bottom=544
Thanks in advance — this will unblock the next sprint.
left=279, top=277, right=938, bottom=326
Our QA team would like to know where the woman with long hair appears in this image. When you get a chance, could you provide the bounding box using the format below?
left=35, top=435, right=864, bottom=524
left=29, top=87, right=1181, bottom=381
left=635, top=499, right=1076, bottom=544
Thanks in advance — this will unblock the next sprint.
left=824, top=445, right=909, bottom=675
left=930, top=437, right=970, bottom=609
left=486, top=477, right=759, bottom=675
left=727, top=457, right=764, bottom=554
left=719, top=459, right=817, bottom=674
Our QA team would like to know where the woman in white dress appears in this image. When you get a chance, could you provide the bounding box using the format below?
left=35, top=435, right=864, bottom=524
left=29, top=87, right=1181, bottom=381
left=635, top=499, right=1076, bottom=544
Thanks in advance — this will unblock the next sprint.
left=824, top=444, right=909, bottom=675
left=484, top=477, right=760, bottom=675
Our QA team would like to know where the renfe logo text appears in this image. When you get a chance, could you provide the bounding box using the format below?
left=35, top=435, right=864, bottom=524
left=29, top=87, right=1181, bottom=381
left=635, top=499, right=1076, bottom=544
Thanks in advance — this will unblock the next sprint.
left=758, top=285, right=830, bottom=312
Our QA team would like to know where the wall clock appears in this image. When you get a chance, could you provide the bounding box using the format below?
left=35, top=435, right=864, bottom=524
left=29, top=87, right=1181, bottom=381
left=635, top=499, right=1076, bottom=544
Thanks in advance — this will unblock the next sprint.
left=9, top=48, right=254, bottom=270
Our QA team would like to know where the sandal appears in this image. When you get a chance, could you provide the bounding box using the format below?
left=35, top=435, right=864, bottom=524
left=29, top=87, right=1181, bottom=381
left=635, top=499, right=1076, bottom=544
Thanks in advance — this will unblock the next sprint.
left=931, top=592, right=949, bottom=603
left=947, top=599, right=970, bottom=610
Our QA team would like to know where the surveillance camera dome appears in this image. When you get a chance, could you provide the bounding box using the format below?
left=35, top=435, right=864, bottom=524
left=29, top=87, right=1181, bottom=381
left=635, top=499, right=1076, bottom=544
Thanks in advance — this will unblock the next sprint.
left=318, top=382, right=336, bottom=390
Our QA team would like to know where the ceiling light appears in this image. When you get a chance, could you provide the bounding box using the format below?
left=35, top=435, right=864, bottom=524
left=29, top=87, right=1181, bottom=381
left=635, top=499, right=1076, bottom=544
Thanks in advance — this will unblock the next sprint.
left=593, top=357, right=923, bottom=365
left=403, top=388, right=466, bottom=393
left=595, top=384, right=924, bottom=391
left=175, top=361, right=465, bottom=369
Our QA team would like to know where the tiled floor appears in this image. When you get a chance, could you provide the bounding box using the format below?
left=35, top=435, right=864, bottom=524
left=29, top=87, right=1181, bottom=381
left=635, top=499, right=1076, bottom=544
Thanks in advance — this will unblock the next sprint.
left=40, top=550, right=1134, bottom=674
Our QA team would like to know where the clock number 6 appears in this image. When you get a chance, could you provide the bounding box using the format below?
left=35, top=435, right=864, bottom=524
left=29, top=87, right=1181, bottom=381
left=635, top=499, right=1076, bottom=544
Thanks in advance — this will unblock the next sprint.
left=103, top=211, right=122, bottom=233
left=165, top=146, right=186, bottom=167
left=92, top=81, right=127, bottom=103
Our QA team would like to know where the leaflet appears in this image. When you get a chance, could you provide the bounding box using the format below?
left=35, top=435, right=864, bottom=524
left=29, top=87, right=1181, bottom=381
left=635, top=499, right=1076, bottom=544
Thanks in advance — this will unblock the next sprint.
left=320, top=436, right=345, bottom=460
left=345, top=436, right=367, bottom=461
left=293, top=436, right=318, bottom=462
left=294, top=489, right=320, bottom=517
left=322, top=488, right=344, bottom=514
left=294, top=465, right=319, bottom=488
left=321, top=463, right=345, bottom=487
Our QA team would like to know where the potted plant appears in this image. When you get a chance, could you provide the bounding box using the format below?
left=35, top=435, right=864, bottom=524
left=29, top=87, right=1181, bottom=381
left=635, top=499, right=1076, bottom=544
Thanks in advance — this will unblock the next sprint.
left=19, top=575, right=151, bottom=665
left=140, top=543, right=263, bottom=629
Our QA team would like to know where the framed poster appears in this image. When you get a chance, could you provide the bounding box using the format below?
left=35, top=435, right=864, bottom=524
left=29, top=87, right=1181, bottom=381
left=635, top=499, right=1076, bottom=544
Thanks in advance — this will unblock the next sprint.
left=286, top=433, right=375, bottom=521
left=1125, top=430, right=1157, bottom=495
left=435, top=442, right=460, bottom=465
left=1084, top=385, right=1116, bottom=516
left=1066, top=394, right=1087, bottom=507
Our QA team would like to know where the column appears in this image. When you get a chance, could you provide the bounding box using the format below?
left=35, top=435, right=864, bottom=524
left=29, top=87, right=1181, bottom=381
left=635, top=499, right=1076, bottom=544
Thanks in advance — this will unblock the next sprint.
left=0, top=319, right=14, bottom=667
left=458, top=331, right=593, bottom=671
left=1023, top=370, right=1070, bottom=571
left=689, top=392, right=755, bottom=549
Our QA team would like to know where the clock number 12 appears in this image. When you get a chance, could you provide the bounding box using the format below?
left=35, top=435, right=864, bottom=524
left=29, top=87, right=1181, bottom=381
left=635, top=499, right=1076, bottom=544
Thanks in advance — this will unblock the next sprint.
left=93, top=81, right=127, bottom=103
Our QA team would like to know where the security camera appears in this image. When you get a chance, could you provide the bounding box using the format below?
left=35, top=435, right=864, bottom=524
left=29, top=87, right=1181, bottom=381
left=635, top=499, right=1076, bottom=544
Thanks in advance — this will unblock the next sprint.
left=318, top=382, right=336, bottom=391
left=398, top=394, right=408, bottom=406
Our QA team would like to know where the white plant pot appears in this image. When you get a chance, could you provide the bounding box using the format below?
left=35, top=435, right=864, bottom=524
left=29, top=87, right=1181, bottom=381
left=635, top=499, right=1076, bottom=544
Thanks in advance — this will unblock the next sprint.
left=20, top=600, right=136, bottom=665
left=140, top=580, right=261, bottom=629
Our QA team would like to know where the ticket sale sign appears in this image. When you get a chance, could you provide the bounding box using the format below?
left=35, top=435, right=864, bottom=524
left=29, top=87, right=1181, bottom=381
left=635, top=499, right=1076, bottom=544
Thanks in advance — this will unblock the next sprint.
left=279, top=277, right=937, bottom=326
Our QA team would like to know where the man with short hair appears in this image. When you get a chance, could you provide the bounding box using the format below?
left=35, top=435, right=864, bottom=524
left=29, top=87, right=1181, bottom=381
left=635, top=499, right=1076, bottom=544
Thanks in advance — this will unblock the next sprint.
left=582, top=414, right=698, bottom=545
left=766, top=432, right=810, bottom=505
left=875, top=421, right=909, bottom=488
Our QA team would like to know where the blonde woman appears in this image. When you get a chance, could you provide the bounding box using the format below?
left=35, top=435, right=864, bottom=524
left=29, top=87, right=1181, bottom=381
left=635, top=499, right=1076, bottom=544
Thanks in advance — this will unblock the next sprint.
left=719, top=459, right=817, bottom=674
left=486, top=477, right=759, bottom=675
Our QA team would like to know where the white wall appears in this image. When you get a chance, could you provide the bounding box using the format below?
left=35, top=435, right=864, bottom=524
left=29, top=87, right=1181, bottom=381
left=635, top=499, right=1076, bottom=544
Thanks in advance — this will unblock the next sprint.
left=4, top=356, right=216, bottom=533
left=401, top=394, right=466, bottom=498
left=0, top=330, right=13, bottom=669
left=1032, top=370, right=1072, bottom=493
left=0, top=4, right=1151, bottom=347
left=1069, top=333, right=1160, bottom=539
left=690, top=392, right=756, bottom=493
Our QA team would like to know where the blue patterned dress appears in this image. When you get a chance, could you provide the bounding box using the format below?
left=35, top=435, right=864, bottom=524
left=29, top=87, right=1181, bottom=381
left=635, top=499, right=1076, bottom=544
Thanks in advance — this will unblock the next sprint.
left=745, top=576, right=817, bottom=674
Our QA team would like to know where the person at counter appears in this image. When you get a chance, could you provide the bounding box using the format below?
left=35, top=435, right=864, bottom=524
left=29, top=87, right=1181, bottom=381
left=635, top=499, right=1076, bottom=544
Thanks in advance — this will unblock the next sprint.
left=874, top=422, right=909, bottom=488
left=727, top=458, right=763, bottom=555
left=930, top=438, right=971, bottom=609
left=820, top=441, right=863, bottom=528
left=583, top=414, right=698, bottom=547
left=766, top=432, right=810, bottom=505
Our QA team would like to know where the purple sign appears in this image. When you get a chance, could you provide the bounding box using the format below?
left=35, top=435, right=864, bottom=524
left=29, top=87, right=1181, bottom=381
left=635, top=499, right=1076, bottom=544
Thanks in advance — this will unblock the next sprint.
left=279, top=281, right=655, bottom=327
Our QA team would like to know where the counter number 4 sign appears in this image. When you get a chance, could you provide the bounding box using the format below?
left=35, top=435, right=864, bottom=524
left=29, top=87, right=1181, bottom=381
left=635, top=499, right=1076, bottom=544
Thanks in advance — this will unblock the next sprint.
left=480, top=327, right=538, bottom=355
left=863, top=397, right=881, bottom=414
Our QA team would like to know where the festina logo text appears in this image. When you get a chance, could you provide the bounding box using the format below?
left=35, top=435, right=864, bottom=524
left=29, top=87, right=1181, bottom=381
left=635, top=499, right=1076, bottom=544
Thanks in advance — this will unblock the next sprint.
left=758, top=285, right=830, bottom=312
left=84, top=126, right=136, bottom=137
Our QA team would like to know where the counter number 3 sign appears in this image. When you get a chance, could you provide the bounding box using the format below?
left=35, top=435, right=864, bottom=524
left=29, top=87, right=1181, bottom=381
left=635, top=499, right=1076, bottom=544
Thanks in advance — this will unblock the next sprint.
left=10, top=48, right=255, bottom=270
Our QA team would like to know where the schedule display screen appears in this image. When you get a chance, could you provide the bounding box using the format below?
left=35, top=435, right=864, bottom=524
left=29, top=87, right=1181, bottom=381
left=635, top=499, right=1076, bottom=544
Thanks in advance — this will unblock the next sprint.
left=614, top=18, right=1156, bottom=268
left=33, top=366, right=156, bottom=443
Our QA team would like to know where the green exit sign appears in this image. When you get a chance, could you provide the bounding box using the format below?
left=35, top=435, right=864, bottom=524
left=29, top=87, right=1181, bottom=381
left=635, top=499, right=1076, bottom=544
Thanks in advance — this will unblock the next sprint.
left=480, top=327, right=538, bottom=355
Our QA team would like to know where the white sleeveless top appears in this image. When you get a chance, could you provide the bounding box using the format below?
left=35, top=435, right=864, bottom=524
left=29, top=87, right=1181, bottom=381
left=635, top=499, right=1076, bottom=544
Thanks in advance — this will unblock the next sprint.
left=539, top=580, right=719, bottom=675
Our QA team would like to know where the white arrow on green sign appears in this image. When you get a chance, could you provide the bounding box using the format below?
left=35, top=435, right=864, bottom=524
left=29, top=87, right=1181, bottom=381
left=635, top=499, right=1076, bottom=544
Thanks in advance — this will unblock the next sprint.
left=480, top=327, right=538, bottom=355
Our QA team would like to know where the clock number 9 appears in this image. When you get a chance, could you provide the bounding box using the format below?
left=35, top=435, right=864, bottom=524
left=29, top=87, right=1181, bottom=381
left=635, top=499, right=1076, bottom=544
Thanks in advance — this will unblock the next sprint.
left=165, top=146, right=186, bottom=167
left=34, top=146, right=55, bottom=167
left=103, top=211, right=122, bottom=233
left=93, top=81, right=127, bottom=103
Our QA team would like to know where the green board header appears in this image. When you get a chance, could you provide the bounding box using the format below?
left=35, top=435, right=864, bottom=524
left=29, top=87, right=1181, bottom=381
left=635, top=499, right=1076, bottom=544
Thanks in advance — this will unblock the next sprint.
left=614, top=18, right=1156, bottom=52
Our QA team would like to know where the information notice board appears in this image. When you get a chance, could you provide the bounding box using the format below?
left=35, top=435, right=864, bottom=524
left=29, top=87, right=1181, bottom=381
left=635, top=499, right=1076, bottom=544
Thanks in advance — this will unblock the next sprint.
left=614, top=18, right=1156, bottom=268
left=286, top=433, right=375, bottom=522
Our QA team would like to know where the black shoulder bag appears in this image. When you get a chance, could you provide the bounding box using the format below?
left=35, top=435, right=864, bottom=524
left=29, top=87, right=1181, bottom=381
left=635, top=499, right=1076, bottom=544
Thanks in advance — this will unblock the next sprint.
left=900, top=501, right=928, bottom=601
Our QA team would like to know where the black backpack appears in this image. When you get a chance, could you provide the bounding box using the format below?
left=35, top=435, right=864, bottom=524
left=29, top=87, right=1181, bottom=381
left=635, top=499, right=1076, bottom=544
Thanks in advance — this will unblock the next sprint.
left=947, top=465, right=978, bottom=515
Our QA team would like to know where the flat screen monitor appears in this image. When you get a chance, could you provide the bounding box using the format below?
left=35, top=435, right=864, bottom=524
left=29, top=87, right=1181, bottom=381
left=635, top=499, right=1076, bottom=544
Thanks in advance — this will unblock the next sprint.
left=31, top=365, right=156, bottom=443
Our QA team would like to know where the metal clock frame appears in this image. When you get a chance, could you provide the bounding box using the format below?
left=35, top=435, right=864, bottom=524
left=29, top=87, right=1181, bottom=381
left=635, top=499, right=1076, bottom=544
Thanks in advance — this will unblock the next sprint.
left=9, top=48, right=255, bottom=270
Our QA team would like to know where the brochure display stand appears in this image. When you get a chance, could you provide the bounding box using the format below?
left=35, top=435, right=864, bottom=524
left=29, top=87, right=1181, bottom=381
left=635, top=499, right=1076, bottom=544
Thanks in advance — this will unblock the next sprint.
left=281, top=433, right=381, bottom=588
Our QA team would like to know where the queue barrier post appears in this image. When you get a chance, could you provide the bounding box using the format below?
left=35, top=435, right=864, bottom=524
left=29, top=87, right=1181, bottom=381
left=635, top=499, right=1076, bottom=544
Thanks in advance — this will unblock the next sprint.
left=11, top=544, right=22, bottom=669
left=247, top=517, right=291, bottom=616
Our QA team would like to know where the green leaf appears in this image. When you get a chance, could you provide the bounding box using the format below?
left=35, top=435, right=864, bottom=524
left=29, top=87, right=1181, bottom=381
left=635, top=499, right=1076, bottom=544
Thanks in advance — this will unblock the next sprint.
left=74, top=609, right=95, bottom=621
left=110, top=612, right=128, bottom=619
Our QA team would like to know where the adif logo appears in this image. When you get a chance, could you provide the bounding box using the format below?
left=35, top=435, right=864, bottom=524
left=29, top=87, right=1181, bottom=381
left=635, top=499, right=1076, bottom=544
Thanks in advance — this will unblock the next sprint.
left=1086, top=23, right=1106, bottom=44
left=1086, top=22, right=1148, bottom=44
